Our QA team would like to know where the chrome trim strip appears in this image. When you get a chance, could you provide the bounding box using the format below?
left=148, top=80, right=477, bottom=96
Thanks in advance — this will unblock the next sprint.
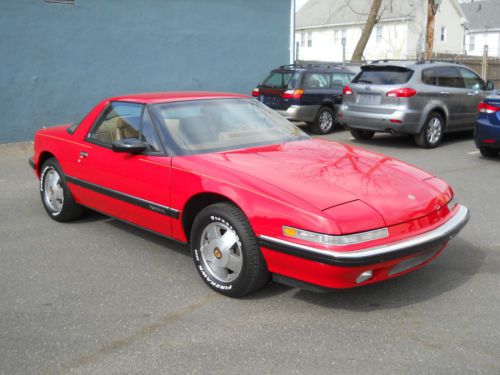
left=259, top=205, right=469, bottom=265
left=65, top=175, right=180, bottom=219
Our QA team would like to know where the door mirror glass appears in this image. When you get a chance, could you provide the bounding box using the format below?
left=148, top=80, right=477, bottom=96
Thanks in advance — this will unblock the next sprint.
left=111, top=138, right=147, bottom=154
left=486, top=80, right=495, bottom=91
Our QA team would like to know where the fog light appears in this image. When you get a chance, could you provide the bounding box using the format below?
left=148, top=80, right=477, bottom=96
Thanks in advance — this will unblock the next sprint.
left=356, top=270, right=373, bottom=284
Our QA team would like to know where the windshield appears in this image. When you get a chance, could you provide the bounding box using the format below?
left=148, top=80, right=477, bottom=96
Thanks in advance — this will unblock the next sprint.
left=151, top=98, right=309, bottom=156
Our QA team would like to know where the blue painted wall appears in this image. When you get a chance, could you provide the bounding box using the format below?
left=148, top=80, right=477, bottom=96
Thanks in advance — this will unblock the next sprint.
left=0, top=0, right=291, bottom=142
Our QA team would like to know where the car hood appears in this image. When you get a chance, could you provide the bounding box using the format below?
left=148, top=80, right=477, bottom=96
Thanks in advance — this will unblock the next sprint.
left=191, top=139, right=447, bottom=226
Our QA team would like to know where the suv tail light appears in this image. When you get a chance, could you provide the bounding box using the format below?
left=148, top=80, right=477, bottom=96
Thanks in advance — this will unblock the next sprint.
left=478, top=102, right=500, bottom=113
left=343, top=85, right=353, bottom=95
left=386, top=88, right=417, bottom=98
left=281, top=89, right=304, bottom=99
left=252, top=88, right=260, bottom=97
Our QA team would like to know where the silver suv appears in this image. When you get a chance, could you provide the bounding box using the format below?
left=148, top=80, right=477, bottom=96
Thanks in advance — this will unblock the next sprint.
left=339, top=61, right=495, bottom=148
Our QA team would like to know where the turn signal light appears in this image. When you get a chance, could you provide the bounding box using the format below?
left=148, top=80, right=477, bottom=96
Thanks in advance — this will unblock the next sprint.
left=478, top=102, right=500, bottom=113
left=386, top=88, right=417, bottom=97
left=251, top=88, right=260, bottom=97
left=281, top=89, right=304, bottom=99
left=343, top=85, right=353, bottom=95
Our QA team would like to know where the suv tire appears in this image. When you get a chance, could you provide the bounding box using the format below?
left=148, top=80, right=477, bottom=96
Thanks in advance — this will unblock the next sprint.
left=312, top=107, right=335, bottom=135
left=415, top=112, right=444, bottom=148
left=350, top=129, right=375, bottom=140
left=479, top=147, right=499, bottom=157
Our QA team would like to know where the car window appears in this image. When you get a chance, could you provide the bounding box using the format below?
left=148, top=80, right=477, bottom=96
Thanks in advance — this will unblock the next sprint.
left=436, top=67, right=464, bottom=88
left=261, top=71, right=294, bottom=88
left=353, top=67, right=413, bottom=85
left=459, top=68, right=484, bottom=90
left=304, top=73, right=330, bottom=89
left=331, top=73, right=353, bottom=87
left=151, top=99, right=309, bottom=156
left=87, top=102, right=161, bottom=152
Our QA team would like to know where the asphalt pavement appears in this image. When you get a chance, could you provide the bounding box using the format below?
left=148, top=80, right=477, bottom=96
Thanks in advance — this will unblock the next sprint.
left=1, top=130, right=499, bottom=374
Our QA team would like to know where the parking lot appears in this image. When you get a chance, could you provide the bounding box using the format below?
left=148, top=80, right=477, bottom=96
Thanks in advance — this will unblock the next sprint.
left=1, top=130, right=499, bottom=374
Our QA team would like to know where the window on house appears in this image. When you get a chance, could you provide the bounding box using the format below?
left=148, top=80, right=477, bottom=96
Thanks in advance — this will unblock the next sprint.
left=300, top=32, right=305, bottom=47
left=376, top=26, right=382, bottom=43
left=341, top=29, right=346, bottom=45
left=307, top=32, right=312, bottom=47
left=334, top=30, right=340, bottom=45
left=440, top=27, right=446, bottom=42
left=469, top=35, right=475, bottom=51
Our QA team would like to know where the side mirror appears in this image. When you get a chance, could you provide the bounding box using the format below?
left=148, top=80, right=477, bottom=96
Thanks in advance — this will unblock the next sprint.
left=485, top=80, right=495, bottom=91
left=112, top=138, right=147, bottom=154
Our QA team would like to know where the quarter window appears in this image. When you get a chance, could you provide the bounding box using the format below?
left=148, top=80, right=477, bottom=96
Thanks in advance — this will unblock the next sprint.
left=304, top=73, right=330, bottom=89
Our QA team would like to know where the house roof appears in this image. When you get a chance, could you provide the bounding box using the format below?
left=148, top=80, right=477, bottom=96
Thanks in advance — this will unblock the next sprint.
left=296, top=0, right=417, bottom=29
left=461, top=0, right=500, bottom=31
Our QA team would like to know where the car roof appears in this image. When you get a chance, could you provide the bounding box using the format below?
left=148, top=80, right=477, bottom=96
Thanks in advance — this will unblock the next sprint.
left=108, top=91, right=250, bottom=104
left=273, top=64, right=354, bottom=73
left=362, top=60, right=466, bottom=70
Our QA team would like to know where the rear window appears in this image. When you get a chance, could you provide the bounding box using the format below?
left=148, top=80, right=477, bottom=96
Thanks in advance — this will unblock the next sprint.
left=261, top=71, right=299, bottom=89
left=353, top=66, right=413, bottom=85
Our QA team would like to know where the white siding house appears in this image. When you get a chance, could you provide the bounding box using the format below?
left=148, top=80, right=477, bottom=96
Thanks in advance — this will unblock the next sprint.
left=461, top=1, right=500, bottom=57
left=295, top=0, right=467, bottom=62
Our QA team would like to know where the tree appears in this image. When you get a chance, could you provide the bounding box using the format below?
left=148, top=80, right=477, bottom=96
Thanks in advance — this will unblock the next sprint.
left=351, top=0, right=383, bottom=62
left=424, top=0, right=440, bottom=60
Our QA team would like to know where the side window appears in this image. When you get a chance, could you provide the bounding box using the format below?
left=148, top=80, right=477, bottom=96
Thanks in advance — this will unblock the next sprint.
left=436, top=67, right=464, bottom=88
left=88, top=102, right=161, bottom=153
left=459, top=68, right=484, bottom=90
left=422, top=68, right=439, bottom=86
left=304, top=73, right=330, bottom=89
left=331, top=73, right=352, bottom=87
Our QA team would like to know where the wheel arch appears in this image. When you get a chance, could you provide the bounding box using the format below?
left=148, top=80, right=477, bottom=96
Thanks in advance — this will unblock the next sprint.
left=37, top=151, right=56, bottom=177
left=418, top=106, right=448, bottom=133
left=181, top=192, right=241, bottom=243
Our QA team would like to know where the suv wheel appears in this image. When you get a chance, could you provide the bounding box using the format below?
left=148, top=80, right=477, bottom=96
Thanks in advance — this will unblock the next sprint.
left=350, top=129, right=375, bottom=140
left=312, top=107, right=335, bottom=135
left=415, top=112, right=444, bottom=148
left=479, top=147, right=499, bottom=157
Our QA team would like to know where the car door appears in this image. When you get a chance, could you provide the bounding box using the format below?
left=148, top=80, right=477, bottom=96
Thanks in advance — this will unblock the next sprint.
left=435, top=66, right=469, bottom=129
left=459, top=67, right=488, bottom=127
left=70, top=101, right=174, bottom=237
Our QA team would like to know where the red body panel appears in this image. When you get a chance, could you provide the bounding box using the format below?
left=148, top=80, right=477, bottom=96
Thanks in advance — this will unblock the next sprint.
left=32, top=92, right=460, bottom=290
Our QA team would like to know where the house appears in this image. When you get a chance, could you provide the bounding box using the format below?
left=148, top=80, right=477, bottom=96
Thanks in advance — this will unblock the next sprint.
left=0, top=0, right=293, bottom=143
left=295, top=0, right=467, bottom=62
left=461, top=0, right=500, bottom=57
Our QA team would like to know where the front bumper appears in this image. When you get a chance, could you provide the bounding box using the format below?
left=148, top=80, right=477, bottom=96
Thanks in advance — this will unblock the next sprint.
left=260, top=204, right=469, bottom=288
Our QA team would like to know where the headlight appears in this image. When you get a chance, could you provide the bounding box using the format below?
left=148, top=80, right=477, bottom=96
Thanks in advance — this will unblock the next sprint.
left=282, top=226, right=388, bottom=246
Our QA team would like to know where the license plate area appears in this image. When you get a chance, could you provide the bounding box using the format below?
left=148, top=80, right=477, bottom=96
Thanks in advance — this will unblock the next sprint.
left=357, top=94, right=381, bottom=105
left=388, top=247, right=441, bottom=276
left=261, top=95, right=283, bottom=108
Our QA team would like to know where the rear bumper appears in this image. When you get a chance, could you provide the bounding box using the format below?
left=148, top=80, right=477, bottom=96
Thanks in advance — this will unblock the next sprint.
left=260, top=204, right=469, bottom=289
left=474, top=121, right=500, bottom=148
left=275, top=105, right=320, bottom=123
left=339, top=104, right=421, bottom=134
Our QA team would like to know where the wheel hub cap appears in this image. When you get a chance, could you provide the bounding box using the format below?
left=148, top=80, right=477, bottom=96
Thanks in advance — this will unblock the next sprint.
left=43, top=168, right=64, bottom=214
left=427, top=117, right=442, bottom=144
left=199, top=222, right=243, bottom=283
left=319, top=111, right=333, bottom=131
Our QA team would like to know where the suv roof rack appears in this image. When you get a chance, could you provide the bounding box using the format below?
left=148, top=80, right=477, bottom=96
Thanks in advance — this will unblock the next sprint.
left=415, top=59, right=462, bottom=65
left=279, top=63, right=350, bottom=70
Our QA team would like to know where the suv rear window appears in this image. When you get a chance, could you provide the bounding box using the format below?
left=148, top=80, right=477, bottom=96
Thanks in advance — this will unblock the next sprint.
left=261, top=71, right=299, bottom=89
left=353, top=66, right=413, bottom=85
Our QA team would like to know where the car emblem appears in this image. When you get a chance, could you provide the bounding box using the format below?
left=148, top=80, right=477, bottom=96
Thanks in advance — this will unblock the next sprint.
left=408, top=194, right=416, bottom=200
left=365, top=86, right=371, bottom=91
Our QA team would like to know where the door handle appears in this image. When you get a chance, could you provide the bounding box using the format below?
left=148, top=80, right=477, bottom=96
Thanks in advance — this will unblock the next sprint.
left=79, top=151, right=88, bottom=157
left=440, top=91, right=449, bottom=96
left=467, top=92, right=475, bottom=96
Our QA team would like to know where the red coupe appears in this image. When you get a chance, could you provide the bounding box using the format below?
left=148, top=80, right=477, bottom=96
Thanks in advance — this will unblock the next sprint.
left=30, top=92, right=470, bottom=297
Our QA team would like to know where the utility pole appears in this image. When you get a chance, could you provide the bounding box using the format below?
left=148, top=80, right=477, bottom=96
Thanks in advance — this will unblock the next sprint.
left=425, top=0, right=441, bottom=60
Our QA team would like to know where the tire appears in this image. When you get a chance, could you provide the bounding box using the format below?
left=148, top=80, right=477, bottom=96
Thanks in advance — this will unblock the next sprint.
left=479, top=147, right=499, bottom=157
left=312, top=106, right=335, bottom=135
left=350, top=128, right=375, bottom=140
left=414, top=112, right=444, bottom=148
left=40, top=158, right=83, bottom=222
left=190, top=202, right=269, bottom=297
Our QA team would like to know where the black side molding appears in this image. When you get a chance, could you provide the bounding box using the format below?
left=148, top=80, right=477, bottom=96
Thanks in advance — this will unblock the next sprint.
left=65, top=175, right=180, bottom=219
